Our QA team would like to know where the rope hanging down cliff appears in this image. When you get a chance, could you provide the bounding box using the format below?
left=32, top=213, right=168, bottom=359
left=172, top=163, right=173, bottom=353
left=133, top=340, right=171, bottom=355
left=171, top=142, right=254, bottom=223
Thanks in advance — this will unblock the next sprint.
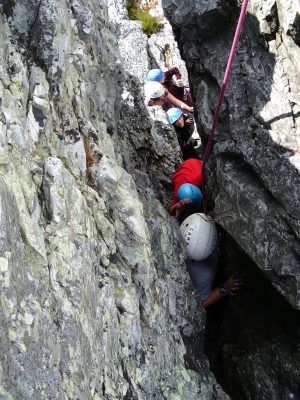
left=201, top=0, right=249, bottom=214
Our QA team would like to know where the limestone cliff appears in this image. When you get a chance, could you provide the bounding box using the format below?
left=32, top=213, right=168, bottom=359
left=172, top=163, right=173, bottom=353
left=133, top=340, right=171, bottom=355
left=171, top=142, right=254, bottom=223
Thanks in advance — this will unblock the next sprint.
left=0, top=0, right=227, bottom=398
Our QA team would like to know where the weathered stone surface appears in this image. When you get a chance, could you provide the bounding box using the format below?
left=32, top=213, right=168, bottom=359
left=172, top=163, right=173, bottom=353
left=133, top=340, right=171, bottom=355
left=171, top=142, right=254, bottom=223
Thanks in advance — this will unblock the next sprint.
left=163, top=0, right=300, bottom=308
left=148, top=21, right=189, bottom=85
left=164, top=0, right=300, bottom=397
left=0, top=0, right=227, bottom=398
left=146, top=0, right=189, bottom=84
left=108, top=0, right=189, bottom=84
left=108, top=0, right=149, bottom=81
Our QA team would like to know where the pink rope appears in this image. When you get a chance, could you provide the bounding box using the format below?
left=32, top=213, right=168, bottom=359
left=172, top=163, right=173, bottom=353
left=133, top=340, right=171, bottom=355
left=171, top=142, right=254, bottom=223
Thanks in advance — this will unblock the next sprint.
left=202, top=0, right=249, bottom=214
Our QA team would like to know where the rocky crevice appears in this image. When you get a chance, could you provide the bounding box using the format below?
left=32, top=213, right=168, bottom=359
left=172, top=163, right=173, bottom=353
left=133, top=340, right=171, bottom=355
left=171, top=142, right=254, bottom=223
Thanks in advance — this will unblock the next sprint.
left=1, top=0, right=300, bottom=398
left=0, top=0, right=231, bottom=398
left=205, top=231, right=300, bottom=399
left=163, top=0, right=300, bottom=306
left=163, top=0, right=300, bottom=398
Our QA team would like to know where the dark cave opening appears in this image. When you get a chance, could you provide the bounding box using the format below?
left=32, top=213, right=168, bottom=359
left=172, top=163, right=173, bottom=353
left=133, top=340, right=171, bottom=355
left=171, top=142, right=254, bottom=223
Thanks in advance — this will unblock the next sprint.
left=203, top=231, right=300, bottom=400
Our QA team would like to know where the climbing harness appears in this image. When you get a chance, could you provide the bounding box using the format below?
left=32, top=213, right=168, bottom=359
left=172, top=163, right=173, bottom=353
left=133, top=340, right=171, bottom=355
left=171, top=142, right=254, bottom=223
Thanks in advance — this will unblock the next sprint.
left=201, top=0, right=249, bottom=214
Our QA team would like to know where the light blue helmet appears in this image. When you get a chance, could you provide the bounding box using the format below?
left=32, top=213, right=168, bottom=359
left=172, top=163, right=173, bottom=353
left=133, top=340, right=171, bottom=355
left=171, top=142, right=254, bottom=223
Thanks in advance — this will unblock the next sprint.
left=167, top=108, right=183, bottom=124
left=147, top=69, right=164, bottom=82
left=178, top=183, right=202, bottom=206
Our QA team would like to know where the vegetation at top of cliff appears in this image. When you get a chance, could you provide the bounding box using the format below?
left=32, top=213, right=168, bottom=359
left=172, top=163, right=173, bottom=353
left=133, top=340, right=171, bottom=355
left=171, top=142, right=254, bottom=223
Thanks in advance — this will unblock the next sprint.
left=127, top=0, right=159, bottom=37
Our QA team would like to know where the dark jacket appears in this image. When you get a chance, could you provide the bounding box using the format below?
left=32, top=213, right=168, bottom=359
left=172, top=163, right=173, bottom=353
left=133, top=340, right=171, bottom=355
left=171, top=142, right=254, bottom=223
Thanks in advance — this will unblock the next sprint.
left=174, top=116, right=199, bottom=160
left=164, top=67, right=184, bottom=100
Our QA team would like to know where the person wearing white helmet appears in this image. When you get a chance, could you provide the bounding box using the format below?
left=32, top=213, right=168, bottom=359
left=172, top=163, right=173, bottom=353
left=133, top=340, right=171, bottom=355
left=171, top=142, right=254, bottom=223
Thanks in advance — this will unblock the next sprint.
left=144, top=81, right=168, bottom=109
left=181, top=214, right=243, bottom=308
left=167, top=107, right=199, bottom=160
left=147, top=67, right=193, bottom=106
left=144, top=81, right=193, bottom=113
left=169, top=159, right=243, bottom=308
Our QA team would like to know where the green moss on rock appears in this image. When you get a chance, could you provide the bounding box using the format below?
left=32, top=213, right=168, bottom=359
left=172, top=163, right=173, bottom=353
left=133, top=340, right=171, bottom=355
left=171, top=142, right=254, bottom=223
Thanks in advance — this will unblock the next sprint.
left=127, top=0, right=159, bottom=37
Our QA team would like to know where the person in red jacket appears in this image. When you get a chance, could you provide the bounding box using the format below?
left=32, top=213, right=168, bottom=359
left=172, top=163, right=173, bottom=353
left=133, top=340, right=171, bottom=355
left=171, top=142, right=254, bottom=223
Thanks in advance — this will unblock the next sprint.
left=170, top=158, right=202, bottom=219
left=169, top=158, right=243, bottom=308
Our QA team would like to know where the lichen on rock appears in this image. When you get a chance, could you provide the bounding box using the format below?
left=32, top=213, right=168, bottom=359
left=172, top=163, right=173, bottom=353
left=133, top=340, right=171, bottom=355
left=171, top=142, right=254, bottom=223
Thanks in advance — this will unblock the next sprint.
left=0, top=0, right=227, bottom=398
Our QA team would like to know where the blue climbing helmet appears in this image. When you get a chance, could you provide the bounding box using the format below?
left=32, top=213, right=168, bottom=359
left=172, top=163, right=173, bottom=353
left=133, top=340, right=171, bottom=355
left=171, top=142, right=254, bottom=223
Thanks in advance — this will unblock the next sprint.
left=167, top=108, right=183, bottom=125
left=147, top=69, right=164, bottom=82
left=178, top=183, right=202, bottom=206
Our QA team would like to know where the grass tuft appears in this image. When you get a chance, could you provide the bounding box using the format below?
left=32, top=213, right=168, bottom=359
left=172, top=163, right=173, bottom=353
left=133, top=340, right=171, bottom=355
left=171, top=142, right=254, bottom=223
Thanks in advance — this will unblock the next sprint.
left=127, top=0, right=159, bottom=37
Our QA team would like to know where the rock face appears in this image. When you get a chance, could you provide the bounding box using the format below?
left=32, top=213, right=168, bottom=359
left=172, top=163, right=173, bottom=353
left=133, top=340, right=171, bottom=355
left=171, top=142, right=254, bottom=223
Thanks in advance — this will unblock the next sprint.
left=163, top=0, right=300, bottom=398
left=0, top=0, right=228, bottom=399
left=163, top=0, right=300, bottom=309
left=108, top=0, right=189, bottom=83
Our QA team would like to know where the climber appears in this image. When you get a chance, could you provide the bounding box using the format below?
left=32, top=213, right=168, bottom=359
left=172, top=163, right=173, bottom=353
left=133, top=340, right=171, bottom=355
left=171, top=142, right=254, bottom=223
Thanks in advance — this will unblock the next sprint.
left=167, top=107, right=200, bottom=160
left=144, top=81, right=170, bottom=111
left=147, top=67, right=193, bottom=106
left=187, top=257, right=243, bottom=308
left=144, top=81, right=193, bottom=113
left=170, top=158, right=203, bottom=219
left=169, top=159, right=243, bottom=308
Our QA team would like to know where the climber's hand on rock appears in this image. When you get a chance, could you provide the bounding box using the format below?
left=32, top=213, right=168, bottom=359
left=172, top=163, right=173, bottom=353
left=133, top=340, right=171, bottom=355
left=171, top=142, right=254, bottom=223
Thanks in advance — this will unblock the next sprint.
left=174, top=78, right=184, bottom=87
left=170, top=199, right=192, bottom=219
left=186, top=116, right=194, bottom=125
left=224, top=273, right=243, bottom=295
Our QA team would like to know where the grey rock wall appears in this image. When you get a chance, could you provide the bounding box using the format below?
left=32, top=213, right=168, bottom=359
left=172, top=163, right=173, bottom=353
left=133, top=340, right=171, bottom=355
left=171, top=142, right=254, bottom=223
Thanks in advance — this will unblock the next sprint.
left=108, top=0, right=189, bottom=84
left=0, top=0, right=228, bottom=398
left=163, top=0, right=300, bottom=309
left=163, top=0, right=300, bottom=398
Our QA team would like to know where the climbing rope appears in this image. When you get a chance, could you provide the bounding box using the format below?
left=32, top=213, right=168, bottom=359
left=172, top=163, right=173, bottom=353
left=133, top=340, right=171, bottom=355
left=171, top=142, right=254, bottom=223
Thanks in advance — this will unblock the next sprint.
left=201, top=0, right=249, bottom=214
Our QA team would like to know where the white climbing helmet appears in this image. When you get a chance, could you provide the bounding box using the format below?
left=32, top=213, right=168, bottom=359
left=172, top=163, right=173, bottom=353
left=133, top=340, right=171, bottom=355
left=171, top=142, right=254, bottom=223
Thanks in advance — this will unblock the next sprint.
left=180, top=213, right=217, bottom=261
left=144, top=81, right=165, bottom=99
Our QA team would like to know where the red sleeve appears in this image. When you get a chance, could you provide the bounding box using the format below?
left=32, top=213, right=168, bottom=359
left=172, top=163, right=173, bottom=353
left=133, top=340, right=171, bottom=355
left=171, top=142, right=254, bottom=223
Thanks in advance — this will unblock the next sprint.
left=171, top=174, right=186, bottom=207
left=171, top=159, right=203, bottom=207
